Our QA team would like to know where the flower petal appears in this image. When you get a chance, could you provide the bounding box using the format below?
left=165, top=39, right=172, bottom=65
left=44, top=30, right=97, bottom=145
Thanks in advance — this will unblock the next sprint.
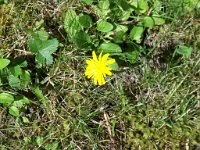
left=92, top=51, right=97, bottom=61
left=98, top=52, right=102, bottom=61
left=106, top=59, right=115, bottom=65
left=102, top=53, right=109, bottom=62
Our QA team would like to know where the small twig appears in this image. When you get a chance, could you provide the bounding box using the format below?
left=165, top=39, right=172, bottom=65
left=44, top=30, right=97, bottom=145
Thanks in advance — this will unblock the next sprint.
left=104, top=112, right=116, bottom=150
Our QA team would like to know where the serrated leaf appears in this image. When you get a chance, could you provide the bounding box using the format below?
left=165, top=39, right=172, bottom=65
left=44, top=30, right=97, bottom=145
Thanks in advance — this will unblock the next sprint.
left=142, top=16, right=154, bottom=27
left=97, top=20, right=113, bottom=32
left=0, top=58, right=10, bottom=69
left=99, top=43, right=122, bottom=53
left=64, top=9, right=81, bottom=39
left=37, top=30, right=49, bottom=41
left=28, top=37, right=42, bottom=53
left=130, top=26, right=144, bottom=42
left=79, top=15, right=93, bottom=28
left=8, top=75, right=21, bottom=88
left=74, top=32, right=91, bottom=49
left=9, top=106, right=20, bottom=117
left=0, top=93, right=14, bottom=105
left=35, top=38, right=59, bottom=65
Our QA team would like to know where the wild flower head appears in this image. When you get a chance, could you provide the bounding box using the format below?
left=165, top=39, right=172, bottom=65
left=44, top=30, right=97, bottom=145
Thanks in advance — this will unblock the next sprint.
left=85, top=51, right=115, bottom=85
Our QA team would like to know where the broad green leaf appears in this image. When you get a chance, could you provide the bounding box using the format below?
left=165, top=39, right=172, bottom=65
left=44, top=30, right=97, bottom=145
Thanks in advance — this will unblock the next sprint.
left=99, top=43, right=122, bottom=53
left=98, top=0, right=110, bottom=10
left=115, top=24, right=128, bottom=33
left=21, top=70, right=31, bottom=87
left=37, top=50, right=53, bottom=65
left=0, top=93, right=14, bottom=105
left=138, top=0, right=149, bottom=13
left=118, top=0, right=131, bottom=10
left=13, top=100, right=24, bottom=108
left=125, top=51, right=139, bottom=64
left=9, top=106, right=20, bottom=117
left=97, top=20, right=113, bottom=32
left=130, top=26, right=144, bottom=42
left=40, top=38, right=59, bottom=54
left=35, top=38, right=59, bottom=65
left=79, top=15, right=93, bottom=28
left=9, top=65, right=22, bottom=76
left=28, top=37, right=42, bottom=53
left=20, top=97, right=30, bottom=104
left=142, top=16, right=154, bottom=27
left=64, top=9, right=81, bottom=39
left=108, top=61, right=119, bottom=71
left=8, top=74, right=21, bottom=88
left=80, top=0, right=93, bottom=5
left=113, top=31, right=127, bottom=44
left=120, top=9, right=133, bottom=21
left=74, top=32, right=91, bottom=49
left=152, top=17, right=165, bottom=25
left=175, top=45, right=193, bottom=58
left=0, top=58, right=10, bottom=69
left=37, top=30, right=49, bottom=41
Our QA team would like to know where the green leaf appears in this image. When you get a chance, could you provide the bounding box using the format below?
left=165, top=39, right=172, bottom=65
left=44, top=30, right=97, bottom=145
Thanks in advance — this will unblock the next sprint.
left=21, top=70, right=31, bottom=87
left=0, top=58, right=10, bottom=69
left=40, top=38, right=59, bottom=54
left=115, top=24, right=128, bottom=33
left=22, top=116, right=30, bottom=123
left=79, top=15, right=93, bottom=28
left=125, top=51, right=139, bottom=64
left=28, top=37, right=43, bottom=53
left=64, top=9, right=81, bottom=39
left=99, top=43, right=122, bottom=53
left=138, top=0, right=149, bottom=13
left=8, top=75, right=21, bottom=88
left=80, top=0, right=93, bottom=5
left=74, top=32, right=91, bottom=49
left=0, top=93, right=14, bottom=105
left=19, top=97, right=30, bottom=104
left=108, top=61, right=119, bottom=71
left=13, top=100, right=24, bottom=108
left=9, top=106, right=20, bottom=117
left=175, top=45, right=193, bottom=58
left=9, top=65, right=22, bottom=76
left=118, top=0, right=131, bottom=10
left=142, top=16, right=154, bottom=27
left=36, top=136, right=44, bottom=147
left=152, top=17, right=165, bottom=25
left=98, top=0, right=110, bottom=10
left=97, top=20, right=113, bottom=32
left=36, top=30, right=49, bottom=41
left=35, top=38, right=59, bottom=65
left=113, top=31, right=127, bottom=44
left=130, top=26, right=144, bottom=42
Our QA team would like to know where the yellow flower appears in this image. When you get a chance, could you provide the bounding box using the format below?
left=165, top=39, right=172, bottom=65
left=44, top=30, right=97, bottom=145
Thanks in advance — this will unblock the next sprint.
left=85, top=51, right=115, bottom=85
